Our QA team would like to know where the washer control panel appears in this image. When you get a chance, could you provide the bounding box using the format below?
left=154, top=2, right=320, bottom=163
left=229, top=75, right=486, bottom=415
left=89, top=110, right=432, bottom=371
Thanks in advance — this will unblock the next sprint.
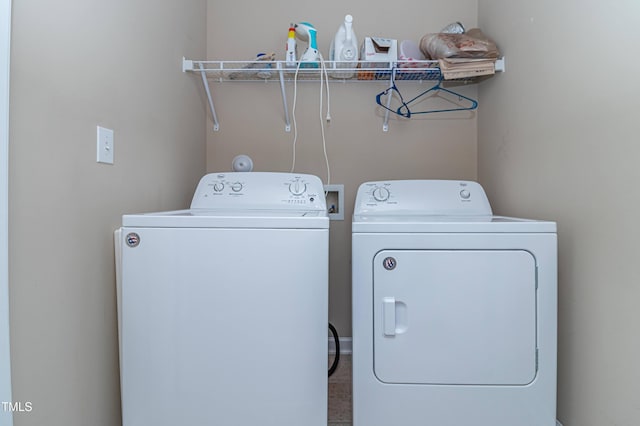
left=190, top=172, right=326, bottom=211
left=354, top=180, right=492, bottom=216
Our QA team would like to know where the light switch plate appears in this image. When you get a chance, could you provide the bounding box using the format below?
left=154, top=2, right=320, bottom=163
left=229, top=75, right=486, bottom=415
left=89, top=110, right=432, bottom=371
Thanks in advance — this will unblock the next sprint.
left=96, top=126, right=114, bottom=164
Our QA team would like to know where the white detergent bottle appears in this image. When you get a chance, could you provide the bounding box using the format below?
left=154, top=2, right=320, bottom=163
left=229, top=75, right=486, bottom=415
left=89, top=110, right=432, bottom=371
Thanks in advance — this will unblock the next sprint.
left=329, top=14, right=358, bottom=78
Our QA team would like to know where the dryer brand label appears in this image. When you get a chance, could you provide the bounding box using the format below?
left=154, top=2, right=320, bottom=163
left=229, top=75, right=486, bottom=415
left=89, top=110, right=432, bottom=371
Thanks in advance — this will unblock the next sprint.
left=383, top=257, right=397, bottom=270
left=125, top=233, right=140, bottom=248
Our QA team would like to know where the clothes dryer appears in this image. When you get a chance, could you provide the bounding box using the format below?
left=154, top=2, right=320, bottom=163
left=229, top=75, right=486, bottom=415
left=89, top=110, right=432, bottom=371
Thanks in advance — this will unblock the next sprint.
left=352, top=180, right=557, bottom=426
left=116, top=172, right=328, bottom=426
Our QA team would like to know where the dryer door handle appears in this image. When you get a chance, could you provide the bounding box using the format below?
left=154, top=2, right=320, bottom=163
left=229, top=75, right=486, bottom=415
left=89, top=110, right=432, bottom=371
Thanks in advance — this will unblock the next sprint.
left=383, top=297, right=396, bottom=336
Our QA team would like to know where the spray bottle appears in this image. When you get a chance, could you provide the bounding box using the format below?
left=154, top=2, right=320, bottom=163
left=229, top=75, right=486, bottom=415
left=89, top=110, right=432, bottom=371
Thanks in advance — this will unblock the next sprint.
left=329, top=14, right=358, bottom=78
left=285, top=24, right=297, bottom=67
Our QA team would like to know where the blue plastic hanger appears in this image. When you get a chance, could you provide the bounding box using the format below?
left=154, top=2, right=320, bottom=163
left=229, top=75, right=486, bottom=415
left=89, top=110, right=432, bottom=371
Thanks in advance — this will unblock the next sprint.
left=375, top=72, right=478, bottom=118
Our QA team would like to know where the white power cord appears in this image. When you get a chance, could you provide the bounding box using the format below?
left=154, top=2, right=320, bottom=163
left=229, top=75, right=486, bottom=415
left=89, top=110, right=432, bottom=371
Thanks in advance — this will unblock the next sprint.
left=289, top=62, right=301, bottom=174
left=318, top=53, right=331, bottom=186
left=289, top=55, right=332, bottom=186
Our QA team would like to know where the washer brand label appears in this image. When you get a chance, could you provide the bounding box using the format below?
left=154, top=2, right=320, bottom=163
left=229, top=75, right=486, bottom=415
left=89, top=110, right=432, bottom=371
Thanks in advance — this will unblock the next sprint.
left=383, top=257, right=397, bottom=270
left=125, top=232, right=140, bottom=248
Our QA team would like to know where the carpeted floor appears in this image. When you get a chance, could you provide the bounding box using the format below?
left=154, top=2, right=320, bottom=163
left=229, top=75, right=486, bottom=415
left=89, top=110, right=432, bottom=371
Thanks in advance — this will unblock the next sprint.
left=328, top=354, right=352, bottom=426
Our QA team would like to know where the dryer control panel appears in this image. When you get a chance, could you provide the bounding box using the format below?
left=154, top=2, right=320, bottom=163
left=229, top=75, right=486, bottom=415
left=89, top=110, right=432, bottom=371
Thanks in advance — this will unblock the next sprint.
left=354, top=180, right=492, bottom=216
left=190, top=172, right=327, bottom=211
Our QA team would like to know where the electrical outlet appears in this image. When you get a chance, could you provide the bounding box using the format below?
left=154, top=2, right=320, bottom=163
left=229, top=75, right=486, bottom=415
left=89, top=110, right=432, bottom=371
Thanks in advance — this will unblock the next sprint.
left=324, top=184, right=344, bottom=221
left=96, top=126, right=114, bottom=164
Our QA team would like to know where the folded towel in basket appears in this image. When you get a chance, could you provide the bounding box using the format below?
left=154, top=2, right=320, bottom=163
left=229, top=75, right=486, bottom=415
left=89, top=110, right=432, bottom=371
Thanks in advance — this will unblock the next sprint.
left=438, top=58, right=496, bottom=80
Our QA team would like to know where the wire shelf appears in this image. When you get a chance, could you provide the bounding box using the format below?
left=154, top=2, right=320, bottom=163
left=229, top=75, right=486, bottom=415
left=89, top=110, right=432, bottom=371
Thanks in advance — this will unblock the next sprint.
left=183, top=59, right=445, bottom=82
left=181, top=57, right=504, bottom=132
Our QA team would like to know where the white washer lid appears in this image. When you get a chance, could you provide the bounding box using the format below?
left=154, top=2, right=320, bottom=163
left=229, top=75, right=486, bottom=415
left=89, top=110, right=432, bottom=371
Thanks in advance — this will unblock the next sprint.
left=122, top=209, right=329, bottom=229
left=121, top=172, right=329, bottom=229
left=190, top=172, right=327, bottom=212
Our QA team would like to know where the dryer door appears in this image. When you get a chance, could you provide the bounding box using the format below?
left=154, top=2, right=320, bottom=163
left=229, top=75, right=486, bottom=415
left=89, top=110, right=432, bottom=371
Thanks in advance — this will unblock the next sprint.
left=373, top=249, right=537, bottom=385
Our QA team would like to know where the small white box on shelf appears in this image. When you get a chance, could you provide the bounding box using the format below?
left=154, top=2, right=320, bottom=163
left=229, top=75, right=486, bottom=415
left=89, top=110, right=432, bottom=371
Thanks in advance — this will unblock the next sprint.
left=361, top=37, right=397, bottom=68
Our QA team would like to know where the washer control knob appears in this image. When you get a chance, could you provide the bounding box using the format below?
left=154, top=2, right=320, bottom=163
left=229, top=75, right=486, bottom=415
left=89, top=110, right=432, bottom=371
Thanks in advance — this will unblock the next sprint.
left=289, top=181, right=307, bottom=196
left=460, top=189, right=471, bottom=199
left=373, top=187, right=390, bottom=202
left=231, top=182, right=243, bottom=192
left=213, top=183, right=225, bottom=192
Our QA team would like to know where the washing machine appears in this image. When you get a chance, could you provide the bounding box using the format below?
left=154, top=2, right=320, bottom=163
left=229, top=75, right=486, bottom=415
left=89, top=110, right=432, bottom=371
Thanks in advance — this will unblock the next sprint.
left=116, top=172, right=328, bottom=426
left=352, top=180, right=557, bottom=426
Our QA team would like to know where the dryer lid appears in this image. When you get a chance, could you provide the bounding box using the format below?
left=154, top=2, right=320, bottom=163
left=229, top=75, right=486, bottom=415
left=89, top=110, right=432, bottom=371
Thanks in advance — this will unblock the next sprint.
left=352, top=180, right=556, bottom=233
left=354, top=180, right=492, bottom=217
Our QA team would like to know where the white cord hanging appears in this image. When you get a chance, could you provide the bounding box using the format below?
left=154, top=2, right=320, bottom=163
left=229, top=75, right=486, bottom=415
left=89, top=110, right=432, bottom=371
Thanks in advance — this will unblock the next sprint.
left=289, top=57, right=332, bottom=186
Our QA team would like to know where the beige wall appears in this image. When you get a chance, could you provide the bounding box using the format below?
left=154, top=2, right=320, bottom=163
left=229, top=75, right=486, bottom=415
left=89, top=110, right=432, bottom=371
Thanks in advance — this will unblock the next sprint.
left=478, top=1, right=640, bottom=425
left=9, top=0, right=207, bottom=425
left=205, top=0, right=480, bottom=337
